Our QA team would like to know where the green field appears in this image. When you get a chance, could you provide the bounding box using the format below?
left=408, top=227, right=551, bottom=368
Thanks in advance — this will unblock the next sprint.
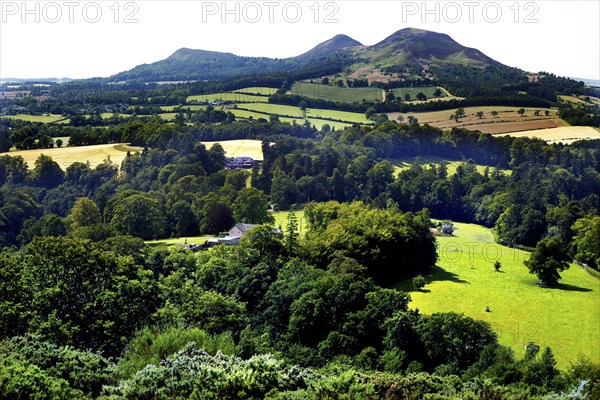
left=237, top=103, right=305, bottom=118
left=392, top=155, right=512, bottom=176
left=280, top=117, right=353, bottom=131
left=239, top=103, right=371, bottom=124
left=187, top=92, right=268, bottom=104
left=1, top=113, right=68, bottom=123
left=233, top=87, right=277, bottom=96
left=272, top=209, right=307, bottom=235
left=392, top=222, right=600, bottom=368
left=161, top=105, right=208, bottom=112
left=306, top=108, right=371, bottom=124
left=225, top=108, right=353, bottom=130
left=391, top=86, right=447, bottom=100
left=291, top=82, right=382, bottom=102
left=145, top=235, right=212, bottom=247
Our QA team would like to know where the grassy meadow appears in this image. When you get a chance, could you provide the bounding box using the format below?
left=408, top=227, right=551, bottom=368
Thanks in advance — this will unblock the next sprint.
left=291, top=83, right=383, bottom=102
left=393, top=222, right=600, bottom=369
left=187, top=92, right=268, bottom=103
left=1, top=113, right=68, bottom=123
left=233, top=87, right=277, bottom=96
left=392, top=155, right=513, bottom=176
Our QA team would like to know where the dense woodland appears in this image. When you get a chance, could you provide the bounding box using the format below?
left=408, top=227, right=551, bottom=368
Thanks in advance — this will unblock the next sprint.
left=1, top=108, right=600, bottom=396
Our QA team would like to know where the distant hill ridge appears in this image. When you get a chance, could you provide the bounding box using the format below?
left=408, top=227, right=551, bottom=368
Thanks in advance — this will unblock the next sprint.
left=107, top=27, right=518, bottom=85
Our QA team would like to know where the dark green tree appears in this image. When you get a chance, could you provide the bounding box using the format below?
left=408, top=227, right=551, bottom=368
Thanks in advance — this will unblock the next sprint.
left=232, top=187, right=274, bottom=225
left=524, top=237, right=571, bottom=286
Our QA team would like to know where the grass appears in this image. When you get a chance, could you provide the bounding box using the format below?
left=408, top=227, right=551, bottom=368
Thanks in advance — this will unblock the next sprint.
left=272, top=209, right=307, bottom=235
left=392, top=155, right=512, bottom=176
left=0, top=143, right=143, bottom=170
left=390, top=86, right=446, bottom=100
left=233, top=87, right=277, bottom=96
left=187, top=92, right=268, bottom=104
left=145, top=235, right=212, bottom=247
left=239, top=103, right=371, bottom=124
left=200, top=139, right=265, bottom=160
left=236, top=103, right=305, bottom=118
left=1, top=113, right=68, bottom=123
left=227, top=108, right=354, bottom=130
left=391, top=222, right=600, bottom=369
left=290, top=82, right=382, bottom=102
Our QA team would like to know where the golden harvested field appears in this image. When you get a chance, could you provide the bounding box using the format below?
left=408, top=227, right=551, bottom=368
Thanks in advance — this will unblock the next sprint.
left=496, top=126, right=600, bottom=144
left=1, top=143, right=142, bottom=170
left=477, top=119, right=564, bottom=134
left=388, top=106, right=561, bottom=134
left=200, top=139, right=265, bottom=160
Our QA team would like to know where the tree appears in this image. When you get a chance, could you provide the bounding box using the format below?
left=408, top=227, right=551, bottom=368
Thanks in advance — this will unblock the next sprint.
left=494, top=261, right=501, bottom=272
left=285, top=210, right=299, bottom=255
left=206, top=203, right=234, bottom=234
left=476, top=111, right=484, bottom=119
left=570, top=216, right=600, bottom=270
left=232, top=187, right=274, bottom=225
left=524, top=237, right=571, bottom=286
left=413, top=275, right=426, bottom=290
left=404, top=93, right=411, bottom=101
left=170, top=200, right=199, bottom=237
left=517, top=108, right=526, bottom=116
left=455, top=107, right=466, bottom=121
left=491, top=110, right=499, bottom=117
left=68, top=197, right=101, bottom=231
left=30, top=154, right=64, bottom=188
left=110, top=194, right=165, bottom=240
left=322, top=77, right=329, bottom=85
left=55, top=139, right=63, bottom=148
left=21, top=237, right=158, bottom=356
left=416, top=92, right=427, bottom=101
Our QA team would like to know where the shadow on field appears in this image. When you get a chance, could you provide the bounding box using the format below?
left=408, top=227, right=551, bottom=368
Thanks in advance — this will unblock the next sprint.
left=428, top=265, right=469, bottom=284
left=542, top=283, right=593, bottom=293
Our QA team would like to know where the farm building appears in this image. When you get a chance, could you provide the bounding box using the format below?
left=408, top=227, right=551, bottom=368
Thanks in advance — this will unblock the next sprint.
left=225, top=156, right=255, bottom=169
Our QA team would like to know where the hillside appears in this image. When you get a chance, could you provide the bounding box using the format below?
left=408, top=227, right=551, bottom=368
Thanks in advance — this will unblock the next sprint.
left=295, top=34, right=362, bottom=61
left=107, top=28, right=520, bottom=86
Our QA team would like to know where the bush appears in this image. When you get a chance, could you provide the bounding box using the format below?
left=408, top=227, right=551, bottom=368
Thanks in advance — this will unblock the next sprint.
left=413, top=275, right=426, bottom=290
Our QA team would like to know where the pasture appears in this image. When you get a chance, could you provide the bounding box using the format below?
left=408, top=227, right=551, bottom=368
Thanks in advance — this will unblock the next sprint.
left=393, top=222, right=600, bottom=369
left=496, top=126, right=600, bottom=144
left=390, top=86, right=447, bottom=99
left=200, top=139, right=264, bottom=160
left=290, top=82, right=382, bottom=102
left=187, top=92, right=268, bottom=104
left=233, top=87, right=277, bottom=95
left=0, top=143, right=142, bottom=170
left=239, top=103, right=371, bottom=124
left=392, top=155, right=512, bottom=176
left=1, top=113, right=68, bottom=123
left=272, top=209, right=307, bottom=236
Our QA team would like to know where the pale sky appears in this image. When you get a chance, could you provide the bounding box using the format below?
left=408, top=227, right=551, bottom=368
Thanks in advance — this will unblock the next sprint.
left=1, top=0, right=599, bottom=80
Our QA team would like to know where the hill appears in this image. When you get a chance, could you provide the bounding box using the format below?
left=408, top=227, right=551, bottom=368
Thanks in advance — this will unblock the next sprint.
left=295, top=34, right=362, bottom=61
left=106, top=28, right=514, bottom=85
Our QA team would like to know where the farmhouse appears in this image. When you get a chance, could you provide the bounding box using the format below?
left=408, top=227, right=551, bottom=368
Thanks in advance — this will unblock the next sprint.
left=225, top=156, right=255, bottom=169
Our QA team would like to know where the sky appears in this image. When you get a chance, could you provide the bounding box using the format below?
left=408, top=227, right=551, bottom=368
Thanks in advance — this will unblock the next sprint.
left=1, top=0, right=599, bottom=81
